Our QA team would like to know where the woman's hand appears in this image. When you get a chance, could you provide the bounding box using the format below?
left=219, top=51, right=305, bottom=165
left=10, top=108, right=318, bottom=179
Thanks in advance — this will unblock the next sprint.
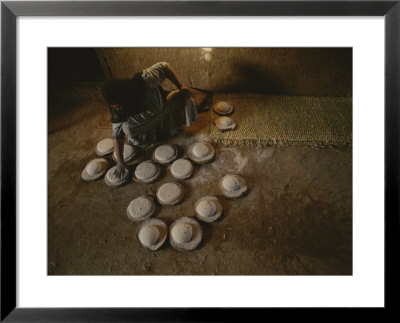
left=112, top=137, right=126, bottom=179
left=113, top=161, right=127, bottom=180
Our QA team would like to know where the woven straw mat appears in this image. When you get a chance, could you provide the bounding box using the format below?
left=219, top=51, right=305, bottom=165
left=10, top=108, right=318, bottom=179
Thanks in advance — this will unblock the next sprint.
left=210, top=93, right=352, bottom=148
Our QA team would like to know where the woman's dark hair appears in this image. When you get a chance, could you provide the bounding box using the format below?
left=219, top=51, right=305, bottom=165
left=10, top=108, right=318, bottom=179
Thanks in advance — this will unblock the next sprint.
left=102, top=72, right=144, bottom=108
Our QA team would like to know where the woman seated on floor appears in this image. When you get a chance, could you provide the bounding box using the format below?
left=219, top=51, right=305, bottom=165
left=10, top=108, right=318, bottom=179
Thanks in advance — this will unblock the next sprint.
left=101, top=62, right=198, bottom=179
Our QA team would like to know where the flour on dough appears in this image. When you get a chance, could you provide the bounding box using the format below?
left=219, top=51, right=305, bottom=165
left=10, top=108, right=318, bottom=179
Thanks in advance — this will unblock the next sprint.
left=135, top=161, right=157, bottom=180
left=155, top=145, right=175, bottom=161
left=86, top=159, right=107, bottom=176
left=128, top=197, right=152, bottom=218
left=138, top=225, right=160, bottom=246
left=214, top=101, right=231, bottom=114
left=171, top=223, right=192, bottom=244
left=196, top=199, right=216, bottom=218
left=171, top=159, right=192, bottom=178
left=97, top=138, right=113, bottom=154
left=222, top=175, right=240, bottom=191
left=157, top=182, right=182, bottom=204
left=193, top=143, right=209, bottom=158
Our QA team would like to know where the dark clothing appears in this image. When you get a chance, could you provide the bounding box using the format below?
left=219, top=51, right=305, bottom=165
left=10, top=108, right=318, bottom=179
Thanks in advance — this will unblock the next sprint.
left=110, top=62, right=197, bottom=146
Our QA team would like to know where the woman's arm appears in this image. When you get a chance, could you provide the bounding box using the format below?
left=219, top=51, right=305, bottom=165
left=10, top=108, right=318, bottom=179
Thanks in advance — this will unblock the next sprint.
left=113, top=137, right=127, bottom=179
left=164, top=64, right=191, bottom=98
left=164, top=64, right=184, bottom=89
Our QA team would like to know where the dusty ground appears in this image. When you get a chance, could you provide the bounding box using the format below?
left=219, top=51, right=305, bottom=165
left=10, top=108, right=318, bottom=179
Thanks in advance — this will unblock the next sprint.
left=48, top=85, right=352, bottom=275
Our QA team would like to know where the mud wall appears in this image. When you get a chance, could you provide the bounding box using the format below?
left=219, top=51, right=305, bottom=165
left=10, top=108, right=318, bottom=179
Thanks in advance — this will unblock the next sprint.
left=100, top=48, right=352, bottom=97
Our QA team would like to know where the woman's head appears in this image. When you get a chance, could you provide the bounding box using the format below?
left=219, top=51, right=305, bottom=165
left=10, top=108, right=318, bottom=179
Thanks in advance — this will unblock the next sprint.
left=102, top=72, right=144, bottom=108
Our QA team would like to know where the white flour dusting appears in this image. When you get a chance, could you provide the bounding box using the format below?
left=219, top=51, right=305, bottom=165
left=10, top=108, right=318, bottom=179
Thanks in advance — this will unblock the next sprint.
left=258, top=148, right=275, bottom=161
left=212, top=147, right=248, bottom=173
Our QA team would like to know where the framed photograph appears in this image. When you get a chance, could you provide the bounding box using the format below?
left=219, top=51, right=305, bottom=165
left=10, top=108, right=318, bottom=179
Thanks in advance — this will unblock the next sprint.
left=1, top=1, right=398, bottom=321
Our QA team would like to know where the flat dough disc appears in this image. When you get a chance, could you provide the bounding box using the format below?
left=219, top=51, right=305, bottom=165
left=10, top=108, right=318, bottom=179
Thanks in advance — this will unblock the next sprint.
left=138, top=225, right=160, bottom=247
left=97, top=138, right=113, bottom=153
left=218, top=116, right=233, bottom=126
left=122, top=144, right=135, bottom=160
left=169, top=217, right=202, bottom=252
left=171, top=159, right=193, bottom=179
left=135, top=161, right=157, bottom=180
left=194, top=196, right=223, bottom=223
left=196, top=199, right=217, bottom=218
left=215, top=116, right=236, bottom=130
left=171, top=223, right=192, bottom=244
left=154, top=145, right=176, bottom=162
left=128, top=196, right=152, bottom=219
left=192, top=143, right=209, bottom=158
left=222, top=175, right=241, bottom=191
left=86, top=159, right=107, bottom=176
left=136, top=218, right=168, bottom=251
left=82, top=158, right=109, bottom=181
left=214, top=101, right=233, bottom=115
left=188, top=142, right=215, bottom=164
left=219, top=174, right=248, bottom=198
left=215, top=101, right=231, bottom=113
left=113, top=144, right=138, bottom=163
left=105, top=166, right=129, bottom=186
left=157, top=182, right=183, bottom=205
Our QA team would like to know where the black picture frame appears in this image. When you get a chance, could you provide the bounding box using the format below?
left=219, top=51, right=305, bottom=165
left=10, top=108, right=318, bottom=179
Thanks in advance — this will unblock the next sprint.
left=1, top=1, right=399, bottom=321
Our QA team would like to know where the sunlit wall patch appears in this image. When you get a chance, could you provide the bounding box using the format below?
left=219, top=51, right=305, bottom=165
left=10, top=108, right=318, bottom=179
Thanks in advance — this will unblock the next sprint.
left=200, top=48, right=213, bottom=62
